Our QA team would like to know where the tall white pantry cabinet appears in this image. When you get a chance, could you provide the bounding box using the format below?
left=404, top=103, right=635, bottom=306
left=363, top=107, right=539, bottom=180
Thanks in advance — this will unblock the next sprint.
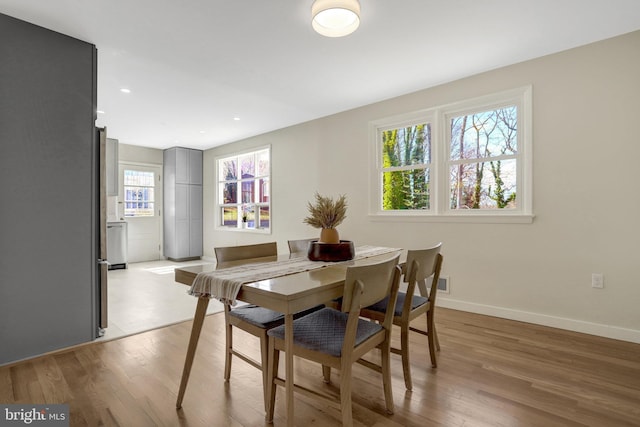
left=163, top=147, right=203, bottom=261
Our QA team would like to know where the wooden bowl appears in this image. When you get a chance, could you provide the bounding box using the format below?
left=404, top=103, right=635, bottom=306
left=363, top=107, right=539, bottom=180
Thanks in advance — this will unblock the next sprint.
left=307, top=240, right=355, bottom=262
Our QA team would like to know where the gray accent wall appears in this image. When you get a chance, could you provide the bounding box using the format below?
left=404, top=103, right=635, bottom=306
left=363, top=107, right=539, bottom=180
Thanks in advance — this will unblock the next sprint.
left=0, top=13, right=98, bottom=364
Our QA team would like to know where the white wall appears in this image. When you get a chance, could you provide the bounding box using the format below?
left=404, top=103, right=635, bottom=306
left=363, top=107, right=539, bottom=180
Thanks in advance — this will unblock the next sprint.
left=119, top=143, right=163, bottom=165
left=203, top=31, right=640, bottom=342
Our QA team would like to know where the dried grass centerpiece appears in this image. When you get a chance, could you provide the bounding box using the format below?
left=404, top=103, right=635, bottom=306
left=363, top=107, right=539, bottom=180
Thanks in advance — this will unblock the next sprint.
left=303, top=193, right=354, bottom=261
left=303, top=192, right=347, bottom=243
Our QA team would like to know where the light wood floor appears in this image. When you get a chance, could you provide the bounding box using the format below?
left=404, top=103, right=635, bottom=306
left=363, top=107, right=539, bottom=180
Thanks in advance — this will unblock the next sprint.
left=2, top=308, right=639, bottom=426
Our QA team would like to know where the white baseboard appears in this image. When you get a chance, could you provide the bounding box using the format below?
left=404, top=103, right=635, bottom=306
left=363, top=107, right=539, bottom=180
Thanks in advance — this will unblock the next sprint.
left=437, top=297, right=640, bottom=344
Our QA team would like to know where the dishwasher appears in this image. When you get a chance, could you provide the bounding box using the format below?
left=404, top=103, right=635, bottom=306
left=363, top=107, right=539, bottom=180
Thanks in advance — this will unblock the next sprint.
left=107, top=221, right=128, bottom=270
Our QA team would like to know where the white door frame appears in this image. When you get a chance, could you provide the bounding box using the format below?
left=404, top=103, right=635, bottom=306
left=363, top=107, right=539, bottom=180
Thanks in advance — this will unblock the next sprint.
left=119, top=162, right=163, bottom=263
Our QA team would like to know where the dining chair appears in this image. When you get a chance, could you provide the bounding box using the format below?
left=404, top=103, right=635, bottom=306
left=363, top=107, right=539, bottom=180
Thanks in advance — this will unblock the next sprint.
left=215, top=242, right=279, bottom=411
left=215, top=242, right=322, bottom=410
left=265, top=255, right=401, bottom=426
left=215, top=242, right=278, bottom=263
left=287, top=238, right=315, bottom=254
left=359, top=243, right=443, bottom=390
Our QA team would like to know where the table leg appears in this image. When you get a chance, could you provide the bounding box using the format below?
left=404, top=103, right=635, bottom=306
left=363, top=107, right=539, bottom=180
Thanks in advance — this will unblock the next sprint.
left=285, top=313, right=294, bottom=427
left=176, top=296, right=210, bottom=408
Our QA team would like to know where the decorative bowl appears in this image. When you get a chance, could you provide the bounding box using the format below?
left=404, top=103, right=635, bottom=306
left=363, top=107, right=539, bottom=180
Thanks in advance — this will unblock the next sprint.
left=307, top=240, right=355, bottom=262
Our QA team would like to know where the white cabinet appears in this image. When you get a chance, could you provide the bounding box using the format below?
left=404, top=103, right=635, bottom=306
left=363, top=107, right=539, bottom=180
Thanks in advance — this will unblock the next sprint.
left=163, top=147, right=203, bottom=261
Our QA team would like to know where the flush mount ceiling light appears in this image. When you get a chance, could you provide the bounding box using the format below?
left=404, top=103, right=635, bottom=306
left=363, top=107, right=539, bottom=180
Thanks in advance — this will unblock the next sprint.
left=312, top=0, right=360, bottom=37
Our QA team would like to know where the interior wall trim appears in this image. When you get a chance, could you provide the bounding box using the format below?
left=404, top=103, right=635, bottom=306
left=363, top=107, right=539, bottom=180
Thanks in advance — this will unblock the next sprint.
left=437, top=298, right=640, bottom=344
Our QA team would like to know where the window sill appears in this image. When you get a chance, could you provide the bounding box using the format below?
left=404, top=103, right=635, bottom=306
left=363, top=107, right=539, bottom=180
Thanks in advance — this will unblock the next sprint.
left=215, top=226, right=271, bottom=234
left=368, top=213, right=534, bottom=224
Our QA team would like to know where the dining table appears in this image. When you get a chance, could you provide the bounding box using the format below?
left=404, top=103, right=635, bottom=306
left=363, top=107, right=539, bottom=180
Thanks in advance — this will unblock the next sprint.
left=173, top=246, right=403, bottom=427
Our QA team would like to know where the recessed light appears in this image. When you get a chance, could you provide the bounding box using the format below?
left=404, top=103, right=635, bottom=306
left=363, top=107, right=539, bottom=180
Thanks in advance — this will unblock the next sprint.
left=199, top=130, right=205, bottom=134
left=233, top=117, right=240, bottom=121
left=97, top=110, right=105, bottom=114
left=120, top=88, right=131, bottom=94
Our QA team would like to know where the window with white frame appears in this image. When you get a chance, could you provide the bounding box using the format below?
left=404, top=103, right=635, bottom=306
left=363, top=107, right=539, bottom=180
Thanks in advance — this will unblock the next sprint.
left=123, top=169, right=155, bottom=217
left=217, top=147, right=270, bottom=231
left=370, top=87, right=532, bottom=222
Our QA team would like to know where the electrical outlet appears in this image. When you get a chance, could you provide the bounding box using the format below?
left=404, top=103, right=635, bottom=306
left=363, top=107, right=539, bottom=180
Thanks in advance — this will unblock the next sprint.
left=591, top=273, right=604, bottom=289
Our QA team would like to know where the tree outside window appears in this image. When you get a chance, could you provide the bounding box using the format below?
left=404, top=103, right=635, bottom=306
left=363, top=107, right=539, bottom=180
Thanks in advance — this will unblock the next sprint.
left=381, top=124, right=431, bottom=210
left=371, top=87, right=532, bottom=221
left=449, top=106, right=518, bottom=210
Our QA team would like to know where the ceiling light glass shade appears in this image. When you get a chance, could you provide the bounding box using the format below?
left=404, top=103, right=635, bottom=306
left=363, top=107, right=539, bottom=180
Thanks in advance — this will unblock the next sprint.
left=312, top=0, right=360, bottom=37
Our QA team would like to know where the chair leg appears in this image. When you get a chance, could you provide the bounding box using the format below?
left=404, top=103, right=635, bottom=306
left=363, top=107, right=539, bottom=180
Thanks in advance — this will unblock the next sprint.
left=223, top=306, right=232, bottom=381
left=266, top=338, right=279, bottom=423
left=260, top=334, right=269, bottom=411
left=400, top=321, right=413, bottom=390
left=427, top=312, right=437, bottom=368
left=380, top=341, right=395, bottom=414
left=339, top=364, right=353, bottom=427
left=322, top=365, right=331, bottom=383
left=433, top=322, right=441, bottom=351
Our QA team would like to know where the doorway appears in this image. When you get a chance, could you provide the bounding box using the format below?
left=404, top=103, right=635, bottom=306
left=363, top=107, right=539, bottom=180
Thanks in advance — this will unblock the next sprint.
left=119, top=162, right=163, bottom=262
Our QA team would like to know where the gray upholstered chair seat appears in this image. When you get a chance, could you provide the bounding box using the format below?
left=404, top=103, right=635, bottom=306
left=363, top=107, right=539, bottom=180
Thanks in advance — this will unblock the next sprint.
left=366, top=292, right=428, bottom=317
left=230, top=304, right=324, bottom=330
left=267, top=307, right=382, bottom=357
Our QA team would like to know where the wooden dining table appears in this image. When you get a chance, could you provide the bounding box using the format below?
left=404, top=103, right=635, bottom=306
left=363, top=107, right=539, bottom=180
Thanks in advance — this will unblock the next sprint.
left=173, top=249, right=403, bottom=427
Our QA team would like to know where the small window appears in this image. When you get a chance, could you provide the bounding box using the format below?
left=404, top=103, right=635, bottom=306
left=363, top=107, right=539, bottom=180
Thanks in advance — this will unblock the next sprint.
left=123, top=169, right=155, bottom=217
left=216, top=147, right=271, bottom=232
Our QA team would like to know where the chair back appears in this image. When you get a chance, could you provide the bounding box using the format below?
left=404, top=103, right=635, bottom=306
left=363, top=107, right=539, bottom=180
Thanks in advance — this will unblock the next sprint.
left=342, top=255, right=400, bottom=313
left=287, top=238, right=315, bottom=254
left=404, top=243, right=443, bottom=309
left=341, top=255, right=401, bottom=353
left=404, top=243, right=442, bottom=283
left=214, top=242, right=277, bottom=263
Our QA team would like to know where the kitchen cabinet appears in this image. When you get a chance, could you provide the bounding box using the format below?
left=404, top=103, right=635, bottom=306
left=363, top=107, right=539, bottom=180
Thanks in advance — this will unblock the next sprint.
left=164, top=147, right=202, bottom=261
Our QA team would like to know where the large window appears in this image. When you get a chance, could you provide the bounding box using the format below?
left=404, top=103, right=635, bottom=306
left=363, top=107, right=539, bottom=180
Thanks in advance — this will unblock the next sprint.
left=217, top=147, right=270, bottom=232
left=371, top=87, right=532, bottom=222
left=123, top=169, right=155, bottom=217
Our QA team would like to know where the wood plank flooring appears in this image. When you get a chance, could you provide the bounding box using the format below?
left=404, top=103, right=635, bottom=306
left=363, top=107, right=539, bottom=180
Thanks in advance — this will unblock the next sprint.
left=2, top=308, right=639, bottom=426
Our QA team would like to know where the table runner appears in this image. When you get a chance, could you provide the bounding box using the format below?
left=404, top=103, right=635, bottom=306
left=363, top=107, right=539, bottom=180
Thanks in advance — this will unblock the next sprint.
left=188, top=245, right=400, bottom=304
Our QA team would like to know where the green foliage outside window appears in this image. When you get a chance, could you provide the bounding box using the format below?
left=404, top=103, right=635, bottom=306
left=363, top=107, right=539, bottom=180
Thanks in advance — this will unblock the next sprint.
left=381, top=124, right=430, bottom=210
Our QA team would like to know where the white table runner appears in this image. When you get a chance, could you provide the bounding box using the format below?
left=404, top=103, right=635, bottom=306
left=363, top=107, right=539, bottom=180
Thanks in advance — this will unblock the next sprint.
left=188, top=245, right=399, bottom=305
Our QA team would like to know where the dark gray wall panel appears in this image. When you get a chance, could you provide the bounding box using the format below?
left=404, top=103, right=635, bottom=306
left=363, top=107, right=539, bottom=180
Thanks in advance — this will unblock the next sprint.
left=0, top=13, right=97, bottom=364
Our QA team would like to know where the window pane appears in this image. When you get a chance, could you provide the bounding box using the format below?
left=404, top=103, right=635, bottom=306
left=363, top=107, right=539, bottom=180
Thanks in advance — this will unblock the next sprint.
left=258, top=178, right=269, bottom=203
left=382, top=168, right=430, bottom=210
left=124, top=170, right=154, bottom=186
left=123, top=173, right=155, bottom=217
left=259, top=206, right=270, bottom=229
left=220, top=158, right=237, bottom=181
left=257, top=149, right=269, bottom=177
left=450, top=106, right=517, bottom=161
left=449, top=159, right=517, bottom=209
left=221, top=182, right=237, bottom=204
left=221, top=207, right=238, bottom=226
left=382, top=123, right=431, bottom=167
left=242, top=205, right=256, bottom=228
left=240, top=154, right=255, bottom=178
left=241, top=180, right=254, bottom=203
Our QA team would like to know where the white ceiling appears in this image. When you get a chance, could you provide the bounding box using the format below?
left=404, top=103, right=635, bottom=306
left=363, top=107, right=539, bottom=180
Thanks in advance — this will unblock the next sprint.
left=2, top=1, right=640, bottom=150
